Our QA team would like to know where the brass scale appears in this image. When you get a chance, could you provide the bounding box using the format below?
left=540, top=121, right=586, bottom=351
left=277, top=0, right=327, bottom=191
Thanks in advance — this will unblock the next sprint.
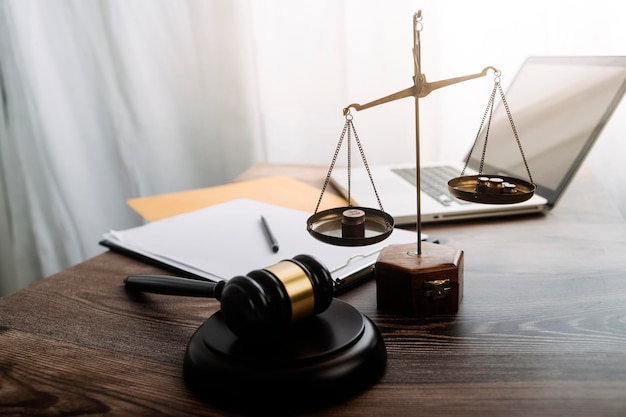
left=307, top=10, right=535, bottom=252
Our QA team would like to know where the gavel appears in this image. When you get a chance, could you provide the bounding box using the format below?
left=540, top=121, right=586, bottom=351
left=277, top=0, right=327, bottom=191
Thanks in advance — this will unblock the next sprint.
left=124, top=254, right=334, bottom=340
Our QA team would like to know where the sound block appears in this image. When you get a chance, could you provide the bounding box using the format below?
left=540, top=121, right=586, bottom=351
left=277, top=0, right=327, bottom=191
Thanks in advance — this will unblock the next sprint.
left=183, top=299, right=387, bottom=414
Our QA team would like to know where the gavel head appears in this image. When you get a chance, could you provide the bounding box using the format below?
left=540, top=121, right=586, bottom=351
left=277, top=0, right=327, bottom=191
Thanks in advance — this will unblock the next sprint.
left=216, top=254, right=334, bottom=340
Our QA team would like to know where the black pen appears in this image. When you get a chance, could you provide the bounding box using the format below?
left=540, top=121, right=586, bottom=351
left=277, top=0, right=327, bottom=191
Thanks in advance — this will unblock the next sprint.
left=260, top=216, right=279, bottom=253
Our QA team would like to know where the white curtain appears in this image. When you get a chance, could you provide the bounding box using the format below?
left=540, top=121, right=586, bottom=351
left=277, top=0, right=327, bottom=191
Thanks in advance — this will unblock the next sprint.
left=0, top=0, right=263, bottom=295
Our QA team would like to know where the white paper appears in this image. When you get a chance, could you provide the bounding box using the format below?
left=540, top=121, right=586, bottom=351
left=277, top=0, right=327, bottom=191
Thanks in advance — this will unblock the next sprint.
left=103, top=199, right=419, bottom=282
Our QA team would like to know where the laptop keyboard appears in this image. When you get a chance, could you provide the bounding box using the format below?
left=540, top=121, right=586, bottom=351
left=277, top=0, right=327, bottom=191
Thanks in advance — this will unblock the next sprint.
left=392, top=166, right=470, bottom=206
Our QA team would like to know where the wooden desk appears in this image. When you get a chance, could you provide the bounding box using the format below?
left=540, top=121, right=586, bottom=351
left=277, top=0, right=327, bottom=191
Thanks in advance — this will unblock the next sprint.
left=2, top=164, right=626, bottom=416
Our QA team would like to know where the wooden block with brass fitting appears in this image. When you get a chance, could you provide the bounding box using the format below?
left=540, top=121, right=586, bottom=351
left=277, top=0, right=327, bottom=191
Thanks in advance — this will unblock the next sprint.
left=375, top=241, right=463, bottom=317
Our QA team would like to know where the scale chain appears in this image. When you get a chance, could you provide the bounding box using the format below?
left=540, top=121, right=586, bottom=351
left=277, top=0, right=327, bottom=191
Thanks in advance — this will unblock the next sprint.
left=461, top=82, right=497, bottom=176
left=350, top=121, right=385, bottom=212
left=461, top=73, right=534, bottom=185
left=498, top=83, right=534, bottom=184
left=313, top=114, right=385, bottom=216
left=478, top=84, right=497, bottom=176
left=314, top=119, right=349, bottom=215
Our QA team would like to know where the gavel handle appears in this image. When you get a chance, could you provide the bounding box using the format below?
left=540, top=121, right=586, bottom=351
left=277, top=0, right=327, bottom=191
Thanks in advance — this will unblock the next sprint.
left=124, top=275, right=224, bottom=298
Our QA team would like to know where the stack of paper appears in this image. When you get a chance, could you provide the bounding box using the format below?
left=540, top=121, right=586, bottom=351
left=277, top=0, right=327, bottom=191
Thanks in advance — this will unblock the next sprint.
left=101, top=198, right=418, bottom=291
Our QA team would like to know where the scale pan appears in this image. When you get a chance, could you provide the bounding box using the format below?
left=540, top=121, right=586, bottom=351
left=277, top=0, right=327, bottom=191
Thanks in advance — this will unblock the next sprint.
left=307, top=206, right=394, bottom=246
left=448, top=175, right=535, bottom=204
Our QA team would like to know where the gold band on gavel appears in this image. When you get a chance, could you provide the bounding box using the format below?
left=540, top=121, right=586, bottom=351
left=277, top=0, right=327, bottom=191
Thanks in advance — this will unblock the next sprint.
left=264, top=261, right=315, bottom=323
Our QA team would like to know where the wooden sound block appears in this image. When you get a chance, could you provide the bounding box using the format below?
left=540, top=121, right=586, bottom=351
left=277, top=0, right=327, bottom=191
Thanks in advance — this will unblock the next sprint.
left=183, top=299, right=387, bottom=414
left=375, top=241, right=464, bottom=317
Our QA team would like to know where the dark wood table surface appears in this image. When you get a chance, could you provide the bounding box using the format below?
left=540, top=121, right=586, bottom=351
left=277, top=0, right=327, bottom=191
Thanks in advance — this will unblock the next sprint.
left=2, top=163, right=626, bottom=416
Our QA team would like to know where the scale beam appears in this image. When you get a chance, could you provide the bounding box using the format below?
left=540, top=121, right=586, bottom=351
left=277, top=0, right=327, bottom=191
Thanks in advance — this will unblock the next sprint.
left=343, top=66, right=498, bottom=116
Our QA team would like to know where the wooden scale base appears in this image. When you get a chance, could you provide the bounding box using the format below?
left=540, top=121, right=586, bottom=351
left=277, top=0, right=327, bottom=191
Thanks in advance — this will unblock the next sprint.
left=183, top=299, right=387, bottom=415
left=376, top=241, right=464, bottom=317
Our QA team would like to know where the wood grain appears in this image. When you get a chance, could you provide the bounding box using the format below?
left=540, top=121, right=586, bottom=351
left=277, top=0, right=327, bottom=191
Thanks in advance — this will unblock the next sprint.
left=2, top=164, right=626, bottom=416
left=0, top=328, right=218, bottom=417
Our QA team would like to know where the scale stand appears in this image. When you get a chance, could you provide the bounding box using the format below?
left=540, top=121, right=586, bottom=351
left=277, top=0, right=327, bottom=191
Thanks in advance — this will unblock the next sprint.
left=320, top=10, right=532, bottom=317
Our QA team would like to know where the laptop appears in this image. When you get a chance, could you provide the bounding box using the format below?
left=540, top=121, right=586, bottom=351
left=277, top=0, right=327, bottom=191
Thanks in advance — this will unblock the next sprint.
left=330, top=56, right=626, bottom=225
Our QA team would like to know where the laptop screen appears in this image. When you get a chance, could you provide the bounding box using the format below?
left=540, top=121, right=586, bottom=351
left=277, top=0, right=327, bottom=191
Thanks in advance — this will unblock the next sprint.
left=466, top=56, right=626, bottom=207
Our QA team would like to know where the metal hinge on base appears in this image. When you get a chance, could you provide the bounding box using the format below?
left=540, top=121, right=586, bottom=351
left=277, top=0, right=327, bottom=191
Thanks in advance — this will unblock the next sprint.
left=424, top=279, right=451, bottom=300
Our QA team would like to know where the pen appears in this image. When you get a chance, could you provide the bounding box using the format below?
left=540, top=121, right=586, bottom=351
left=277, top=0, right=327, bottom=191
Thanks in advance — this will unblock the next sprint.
left=260, top=215, right=279, bottom=253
